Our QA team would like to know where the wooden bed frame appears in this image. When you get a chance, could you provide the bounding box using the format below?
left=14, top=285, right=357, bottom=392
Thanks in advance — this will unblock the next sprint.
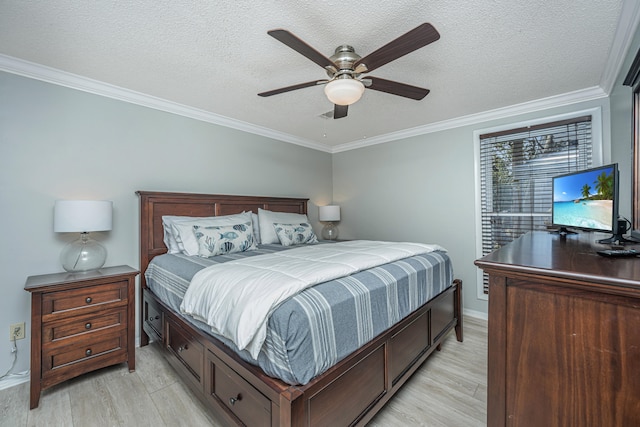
left=137, top=191, right=463, bottom=426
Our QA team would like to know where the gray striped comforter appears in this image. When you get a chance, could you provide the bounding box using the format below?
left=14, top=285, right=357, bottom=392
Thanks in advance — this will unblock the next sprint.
left=145, top=243, right=453, bottom=385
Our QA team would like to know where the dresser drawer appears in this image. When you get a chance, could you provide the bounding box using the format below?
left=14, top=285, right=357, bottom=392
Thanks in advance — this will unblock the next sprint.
left=42, top=329, right=127, bottom=382
left=208, top=351, right=271, bottom=427
left=167, top=318, right=203, bottom=389
left=43, top=307, right=126, bottom=344
left=42, top=280, right=128, bottom=319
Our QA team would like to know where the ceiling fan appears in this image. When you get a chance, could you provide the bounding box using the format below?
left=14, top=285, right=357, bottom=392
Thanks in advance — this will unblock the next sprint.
left=258, top=23, right=440, bottom=119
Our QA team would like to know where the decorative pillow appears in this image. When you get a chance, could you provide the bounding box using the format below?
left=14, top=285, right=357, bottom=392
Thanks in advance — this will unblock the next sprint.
left=170, top=212, right=253, bottom=256
left=273, top=222, right=319, bottom=247
left=258, top=208, right=310, bottom=244
left=194, top=221, right=257, bottom=257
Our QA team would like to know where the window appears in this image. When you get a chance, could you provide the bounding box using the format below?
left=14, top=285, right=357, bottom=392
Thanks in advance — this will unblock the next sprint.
left=477, top=115, right=594, bottom=294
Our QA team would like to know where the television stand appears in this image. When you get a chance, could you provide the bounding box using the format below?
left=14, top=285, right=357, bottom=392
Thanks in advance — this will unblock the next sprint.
left=549, top=226, right=577, bottom=236
left=475, top=231, right=640, bottom=426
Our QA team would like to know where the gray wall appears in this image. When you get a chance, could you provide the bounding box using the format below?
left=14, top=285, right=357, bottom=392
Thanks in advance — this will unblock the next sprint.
left=0, top=71, right=333, bottom=378
left=333, top=98, right=616, bottom=316
left=2, top=17, right=640, bottom=384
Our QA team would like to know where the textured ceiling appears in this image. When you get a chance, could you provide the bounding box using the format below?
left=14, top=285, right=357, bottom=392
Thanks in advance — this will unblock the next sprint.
left=0, top=0, right=632, bottom=151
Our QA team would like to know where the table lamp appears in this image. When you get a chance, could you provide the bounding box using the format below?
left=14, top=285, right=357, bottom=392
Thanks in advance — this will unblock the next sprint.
left=54, top=200, right=113, bottom=272
left=319, top=205, right=340, bottom=240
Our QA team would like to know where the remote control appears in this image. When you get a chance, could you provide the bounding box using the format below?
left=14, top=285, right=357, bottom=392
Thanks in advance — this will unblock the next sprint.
left=596, top=249, right=639, bottom=257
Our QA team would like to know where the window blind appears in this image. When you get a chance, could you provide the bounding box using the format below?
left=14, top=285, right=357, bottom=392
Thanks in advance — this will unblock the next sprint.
left=479, top=115, right=593, bottom=293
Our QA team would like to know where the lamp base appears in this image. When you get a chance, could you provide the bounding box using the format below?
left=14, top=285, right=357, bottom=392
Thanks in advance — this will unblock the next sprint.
left=321, top=223, right=339, bottom=240
left=60, top=232, right=107, bottom=272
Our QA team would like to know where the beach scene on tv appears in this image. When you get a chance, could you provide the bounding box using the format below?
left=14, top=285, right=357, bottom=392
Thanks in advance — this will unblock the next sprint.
left=553, top=166, right=614, bottom=231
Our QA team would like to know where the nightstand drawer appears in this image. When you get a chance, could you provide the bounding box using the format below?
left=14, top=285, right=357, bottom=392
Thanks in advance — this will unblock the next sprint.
left=43, top=307, right=127, bottom=344
left=43, top=329, right=127, bottom=372
left=42, top=280, right=128, bottom=319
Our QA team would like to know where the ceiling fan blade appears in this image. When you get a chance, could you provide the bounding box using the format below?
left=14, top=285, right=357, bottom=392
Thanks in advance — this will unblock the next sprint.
left=258, top=80, right=326, bottom=97
left=366, top=77, right=430, bottom=100
left=334, top=104, right=348, bottom=119
left=268, top=29, right=337, bottom=70
left=354, top=23, right=440, bottom=73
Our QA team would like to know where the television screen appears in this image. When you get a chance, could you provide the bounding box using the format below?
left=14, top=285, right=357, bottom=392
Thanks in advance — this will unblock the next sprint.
left=552, top=164, right=617, bottom=233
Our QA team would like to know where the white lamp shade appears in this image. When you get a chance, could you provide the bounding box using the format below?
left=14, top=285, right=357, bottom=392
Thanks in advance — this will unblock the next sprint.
left=319, top=205, right=341, bottom=222
left=54, top=200, right=113, bottom=232
left=324, top=79, right=365, bottom=106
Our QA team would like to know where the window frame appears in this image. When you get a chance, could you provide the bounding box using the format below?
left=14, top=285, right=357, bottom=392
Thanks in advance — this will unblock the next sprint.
left=473, top=107, right=605, bottom=300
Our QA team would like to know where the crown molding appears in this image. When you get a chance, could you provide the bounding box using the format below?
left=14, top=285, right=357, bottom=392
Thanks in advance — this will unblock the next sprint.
left=0, top=53, right=614, bottom=155
left=0, top=54, right=332, bottom=153
left=332, top=86, right=608, bottom=153
left=599, top=0, right=640, bottom=94
left=335, top=0, right=640, bottom=154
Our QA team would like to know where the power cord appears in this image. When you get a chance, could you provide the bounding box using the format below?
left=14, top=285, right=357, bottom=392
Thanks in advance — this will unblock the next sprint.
left=0, top=334, right=18, bottom=380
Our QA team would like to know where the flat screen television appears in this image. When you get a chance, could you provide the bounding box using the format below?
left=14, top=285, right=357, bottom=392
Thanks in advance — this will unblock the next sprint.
left=552, top=163, right=629, bottom=244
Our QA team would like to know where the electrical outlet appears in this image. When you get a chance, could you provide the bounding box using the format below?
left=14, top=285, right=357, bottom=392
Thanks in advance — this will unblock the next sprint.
left=10, top=322, right=25, bottom=340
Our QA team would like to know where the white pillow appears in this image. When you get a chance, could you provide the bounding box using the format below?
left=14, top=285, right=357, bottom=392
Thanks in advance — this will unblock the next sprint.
left=162, top=215, right=204, bottom=253
left=194, top=221, right=257, bottom=257
left=171, top=212, right=253, bottom=256
left=252, top=212, right=261, bottom=244
left=258, top=208, right=309, bottom=244
left=273, top=222, right=318, bottom=246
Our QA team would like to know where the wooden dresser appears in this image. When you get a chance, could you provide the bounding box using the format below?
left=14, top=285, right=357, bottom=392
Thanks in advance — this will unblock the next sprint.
left=25, top=265, right=138, bottom=409
left=475, top=231, right=640, bottom=427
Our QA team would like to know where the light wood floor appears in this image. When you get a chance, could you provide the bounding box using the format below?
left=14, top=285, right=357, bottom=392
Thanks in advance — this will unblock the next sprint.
left=0, top=316, right=487, bottom=426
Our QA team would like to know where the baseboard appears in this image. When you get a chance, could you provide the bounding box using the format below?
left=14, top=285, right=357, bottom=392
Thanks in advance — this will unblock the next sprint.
left=0, top=371, right=29, bottom=391
left=463, top=308, right=488, bottom=321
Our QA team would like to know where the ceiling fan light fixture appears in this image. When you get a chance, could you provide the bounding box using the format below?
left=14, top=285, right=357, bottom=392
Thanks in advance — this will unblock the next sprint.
left=324, top=78, right=365, bottom=106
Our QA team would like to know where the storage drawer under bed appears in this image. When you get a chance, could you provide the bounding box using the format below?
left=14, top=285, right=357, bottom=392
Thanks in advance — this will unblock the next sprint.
left=431, top=288, right=456, bottom=343
left=390, top=310, right=430, bottom=383
left=207, top=350, right=272, bottom=427
left=143, top=290, right=163, bottom=342
left=166, top=317, right=204, bottom=392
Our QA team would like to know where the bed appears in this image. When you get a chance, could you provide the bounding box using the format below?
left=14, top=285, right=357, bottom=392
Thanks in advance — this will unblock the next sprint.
left=137, top=191, right=463, bottom=426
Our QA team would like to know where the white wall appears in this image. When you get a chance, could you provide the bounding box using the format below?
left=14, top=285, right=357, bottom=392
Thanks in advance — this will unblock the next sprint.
left=332, top=97, right=614, bottom=316
left=0, top=71, right=333, bottom=380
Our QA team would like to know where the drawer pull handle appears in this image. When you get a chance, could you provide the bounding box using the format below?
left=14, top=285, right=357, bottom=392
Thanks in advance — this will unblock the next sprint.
left=85, top=349, right=92, bottom=356
left=229, top=394, right=242, bottom=406
left=85, top=297, right=92, bottom=304
left=177, top=344, right=189, bottom=353
left=148, top=315, right=159, bottom=322
left=85, top=323, right=92, bottom=329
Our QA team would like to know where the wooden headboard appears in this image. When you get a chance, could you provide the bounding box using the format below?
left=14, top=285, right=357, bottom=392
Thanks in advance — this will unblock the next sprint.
left=136, top=191, right=308, bottom=288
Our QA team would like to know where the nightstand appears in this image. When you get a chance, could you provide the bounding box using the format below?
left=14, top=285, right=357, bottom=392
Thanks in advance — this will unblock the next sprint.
left=24, top=265, right=138, bottom=409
